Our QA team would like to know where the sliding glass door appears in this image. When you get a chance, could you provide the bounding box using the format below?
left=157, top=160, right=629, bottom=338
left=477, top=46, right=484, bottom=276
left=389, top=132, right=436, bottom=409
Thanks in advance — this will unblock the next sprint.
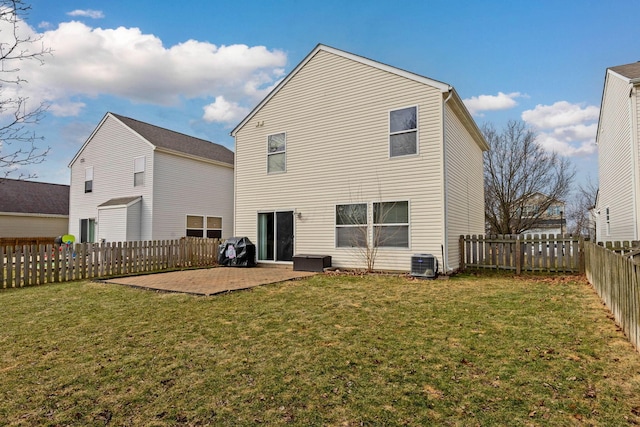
left=258, top=211, right=293, bottom=261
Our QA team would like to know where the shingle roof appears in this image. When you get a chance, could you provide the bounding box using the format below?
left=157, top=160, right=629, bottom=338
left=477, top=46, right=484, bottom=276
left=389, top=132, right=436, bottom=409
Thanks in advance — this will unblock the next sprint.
left=610, top=62, right=640, bottom=80
left=0, top=179, right=69, bottom=215
left=97, top=196, right=142, bottom=208
left=111, top=113, right=234, bottom=166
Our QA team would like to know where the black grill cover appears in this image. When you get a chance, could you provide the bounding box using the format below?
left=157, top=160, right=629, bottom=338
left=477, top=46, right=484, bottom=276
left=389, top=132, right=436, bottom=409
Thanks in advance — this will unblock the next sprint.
left=218, top=237, right=256, bottom=267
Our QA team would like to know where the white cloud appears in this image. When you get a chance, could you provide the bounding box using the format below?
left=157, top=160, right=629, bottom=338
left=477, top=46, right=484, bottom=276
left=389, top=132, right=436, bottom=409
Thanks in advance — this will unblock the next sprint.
left=463, top=92, right=524, bottom=116
left=203, top=96, right=249, bottom=124
left=66, top=10, right=105, bottom=19
left=521, top=101, right=599, bottom=129
left=522, top=101, right=599, bottom=157
left=2, top=19, right=287, bottom=117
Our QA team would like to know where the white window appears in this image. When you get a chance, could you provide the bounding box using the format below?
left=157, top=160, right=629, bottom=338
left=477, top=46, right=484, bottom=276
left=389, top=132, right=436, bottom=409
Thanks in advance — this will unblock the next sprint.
left=390, top=106, right=417, bottom=157
left=374, top=201, right=409, bottom=248
left=206, top=216, right=222, bottom=239
left=84, top=166, right=94, bottom=193
left=134, top=156, right=145, bottom=187
left=336, top=204, right=368, bottom=247
left=186, top=215, right=223, bottom=238
left=267, top=133, right=286, bottom=173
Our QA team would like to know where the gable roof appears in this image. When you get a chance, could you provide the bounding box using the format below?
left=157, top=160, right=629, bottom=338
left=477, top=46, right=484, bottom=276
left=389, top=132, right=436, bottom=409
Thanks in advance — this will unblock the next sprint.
left=609, top=62, right=640, bottom=81
left=0, top=178, right=69, bottom=215
left=231, top=43, right=487, bottom=150
left=70, top=113, right=234, bottom=167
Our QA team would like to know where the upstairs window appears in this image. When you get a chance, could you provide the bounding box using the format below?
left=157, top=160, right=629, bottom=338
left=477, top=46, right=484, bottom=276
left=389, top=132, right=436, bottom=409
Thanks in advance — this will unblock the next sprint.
left=84, top=166, right=93, bottom=193
left=134, top=156, right=145, bottom=187
left=267, top=132, right=286, bottom=173
left=389, top=106, right=417, bottom=157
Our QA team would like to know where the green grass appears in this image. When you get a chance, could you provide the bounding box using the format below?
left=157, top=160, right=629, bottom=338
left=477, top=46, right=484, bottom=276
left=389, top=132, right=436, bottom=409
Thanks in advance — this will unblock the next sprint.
left=1, top=273, right=639, bottom=426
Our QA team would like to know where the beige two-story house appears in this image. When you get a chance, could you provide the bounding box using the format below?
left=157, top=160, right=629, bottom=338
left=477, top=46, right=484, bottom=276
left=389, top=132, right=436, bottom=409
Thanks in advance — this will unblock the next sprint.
left=231, top=44, right=488, bottom=273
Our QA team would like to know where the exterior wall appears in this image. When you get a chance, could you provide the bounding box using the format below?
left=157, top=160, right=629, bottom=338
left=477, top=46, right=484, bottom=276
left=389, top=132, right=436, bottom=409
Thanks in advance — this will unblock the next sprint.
left=97, top=206, right=127, bottom=242
left=69, top=115, right=154, bottom=242
left=234, top=49, right=448, bottom=271
left=0, top=214, right=68, bottom=238
left=127, top=201, right=142, bottom=241
left=152, top=151, right=234, bottom=240
left=444, top=102, right=485, bottom=269
left=597, top=72, right=636, bottom=241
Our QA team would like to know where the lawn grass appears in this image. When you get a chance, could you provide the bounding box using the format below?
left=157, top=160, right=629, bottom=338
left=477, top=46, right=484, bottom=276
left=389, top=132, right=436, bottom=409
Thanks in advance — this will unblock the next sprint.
left=1, top=272, right=639, bottom=426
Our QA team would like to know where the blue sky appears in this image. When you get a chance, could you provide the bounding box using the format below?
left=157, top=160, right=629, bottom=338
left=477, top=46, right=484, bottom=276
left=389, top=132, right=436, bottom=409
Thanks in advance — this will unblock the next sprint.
left=7, top=0, right=640, bottom=187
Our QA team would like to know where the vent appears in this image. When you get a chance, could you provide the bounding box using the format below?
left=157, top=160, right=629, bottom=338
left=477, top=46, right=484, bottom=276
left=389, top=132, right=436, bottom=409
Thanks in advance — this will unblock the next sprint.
left=411, top=254, right=438, bottom=279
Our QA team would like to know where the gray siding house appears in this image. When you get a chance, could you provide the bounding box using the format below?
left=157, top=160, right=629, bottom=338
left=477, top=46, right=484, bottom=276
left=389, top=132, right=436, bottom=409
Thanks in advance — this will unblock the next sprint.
left=231, top=44, right=488, bottom=272
left=68, top=113, right=234, bottom=243
left=596, top=62, right=640, bottom=242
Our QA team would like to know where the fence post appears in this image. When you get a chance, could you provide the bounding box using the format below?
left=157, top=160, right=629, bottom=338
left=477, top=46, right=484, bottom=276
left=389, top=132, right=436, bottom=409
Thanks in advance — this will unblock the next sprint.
left=459, top=235, right=465, bottom=271
left=515, top=235, right=522, bottom=275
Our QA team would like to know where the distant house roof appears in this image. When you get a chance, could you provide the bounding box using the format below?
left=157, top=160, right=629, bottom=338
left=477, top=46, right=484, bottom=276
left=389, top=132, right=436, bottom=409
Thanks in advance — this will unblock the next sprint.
left=69, top=113, right=234, bottom=168
left=111, top=113, right=234, bottom=165
left=0, top=179, right=69, bottom=215
left=609, top=62, right=640, bottom=81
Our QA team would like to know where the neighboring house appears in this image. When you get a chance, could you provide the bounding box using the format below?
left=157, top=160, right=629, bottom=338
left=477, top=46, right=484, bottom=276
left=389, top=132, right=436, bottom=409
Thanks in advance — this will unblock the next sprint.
left=0, top=178, right=69, bottom=238
left=595, top=61, right=640, bottom=242
left=68, top=113, right=234, bottom=243
left=519, top=193, right=566, bottom=235
left=231, top=44, right=488, bottom=272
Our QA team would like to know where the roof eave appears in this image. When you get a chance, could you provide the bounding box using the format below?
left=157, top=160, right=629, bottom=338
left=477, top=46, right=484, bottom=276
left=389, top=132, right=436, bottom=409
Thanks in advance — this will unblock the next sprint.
left=153, top=146, right=234, bottom=168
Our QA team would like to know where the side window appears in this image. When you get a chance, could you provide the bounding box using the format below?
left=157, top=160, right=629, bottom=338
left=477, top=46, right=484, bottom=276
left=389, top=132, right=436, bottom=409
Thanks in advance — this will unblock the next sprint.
left=186, top=215, right=204, bottom=237
left=267, top=132, right=286, bottom=173
left=134, top=156, right=145, bottom=187
left=389, top=106, right=417, bottom=157
left=206, top=216, right=222, bottom=238
left=606, top=207, right=610, bottom=236
left=335, top=204, right=368, bottom=248
left=373, top=201, right=409, bottom=248
left=84, top=166, right=94, bottom=193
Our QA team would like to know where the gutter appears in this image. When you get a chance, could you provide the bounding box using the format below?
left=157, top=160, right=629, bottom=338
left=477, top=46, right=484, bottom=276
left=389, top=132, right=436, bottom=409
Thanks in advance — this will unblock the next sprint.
left=442, top=87, right=454, bottom=273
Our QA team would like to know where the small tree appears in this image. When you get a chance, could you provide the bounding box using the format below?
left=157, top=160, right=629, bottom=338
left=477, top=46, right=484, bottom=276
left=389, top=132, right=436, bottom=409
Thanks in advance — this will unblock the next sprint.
left=336, top=200, right=407, bottom=272
left=0, top=0, right=50, bottom=180
left=483, top=120, right=575, bottom=235
left=566, top=178, right=598, bottom=238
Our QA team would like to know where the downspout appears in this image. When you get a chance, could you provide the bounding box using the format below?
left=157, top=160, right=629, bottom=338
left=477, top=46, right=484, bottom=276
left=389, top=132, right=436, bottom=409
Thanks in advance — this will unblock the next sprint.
left=442, top=88, right=454, bottom=273
left=630, top=84, right=640, bottom=240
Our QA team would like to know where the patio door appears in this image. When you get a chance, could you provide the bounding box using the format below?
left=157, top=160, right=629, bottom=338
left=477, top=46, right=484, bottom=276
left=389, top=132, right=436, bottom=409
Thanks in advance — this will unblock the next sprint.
left=258, top=211, right=294, bottom=261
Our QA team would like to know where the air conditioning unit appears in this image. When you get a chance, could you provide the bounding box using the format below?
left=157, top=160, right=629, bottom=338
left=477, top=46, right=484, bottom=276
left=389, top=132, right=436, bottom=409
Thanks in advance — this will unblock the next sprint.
left=411, top=254, right=438, bottom=279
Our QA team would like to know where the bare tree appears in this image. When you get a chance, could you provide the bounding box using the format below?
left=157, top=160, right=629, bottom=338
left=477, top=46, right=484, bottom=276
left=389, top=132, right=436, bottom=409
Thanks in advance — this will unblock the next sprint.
left=0, top=0, right=50, bottom=180
left=566, top=178, right=598, bottom=238
left=483, top=120, right=575, bottom=235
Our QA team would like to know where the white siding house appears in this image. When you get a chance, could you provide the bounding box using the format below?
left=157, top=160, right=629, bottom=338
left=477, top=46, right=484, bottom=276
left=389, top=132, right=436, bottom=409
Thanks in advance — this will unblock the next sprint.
left=231, top=45, right=488, bottom=273
left=68, top=113, right=234, bottom=243
left=596, top=62, right=640, bottom=242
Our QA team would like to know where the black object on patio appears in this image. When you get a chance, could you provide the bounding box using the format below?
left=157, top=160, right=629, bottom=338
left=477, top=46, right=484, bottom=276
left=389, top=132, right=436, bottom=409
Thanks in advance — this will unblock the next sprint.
left=218, top=237, right=256, bottom=267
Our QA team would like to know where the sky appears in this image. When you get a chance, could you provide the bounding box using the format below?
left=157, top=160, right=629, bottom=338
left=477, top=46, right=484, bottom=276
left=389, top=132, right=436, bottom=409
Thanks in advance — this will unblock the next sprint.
left=3, top=0, right=639, bottom=189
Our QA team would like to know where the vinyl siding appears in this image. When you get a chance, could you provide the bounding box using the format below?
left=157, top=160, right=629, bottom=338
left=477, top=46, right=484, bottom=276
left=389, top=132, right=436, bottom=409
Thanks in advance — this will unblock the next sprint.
left=0, top=214, right=68, bottom=238
left=127, top=200, right=142, bottom=241
left=235, top=49, right=447, bottom=271
left=97, top=206, right=127, bottom=242
left=68, top=115, right=154, bottom=242
left=597, top=72, right=636, bottom=241
left=152, top=151, right=233, bottom=240
left=444, top=102, right=485, bottom=269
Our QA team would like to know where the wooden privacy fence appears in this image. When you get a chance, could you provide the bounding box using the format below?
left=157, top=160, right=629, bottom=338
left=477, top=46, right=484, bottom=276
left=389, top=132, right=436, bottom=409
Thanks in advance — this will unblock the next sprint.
left=0, top=237, right=221, bottom=289
left=460, top=234, right=584, bottom=274
left=585, top=241, right=640, bottom=352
